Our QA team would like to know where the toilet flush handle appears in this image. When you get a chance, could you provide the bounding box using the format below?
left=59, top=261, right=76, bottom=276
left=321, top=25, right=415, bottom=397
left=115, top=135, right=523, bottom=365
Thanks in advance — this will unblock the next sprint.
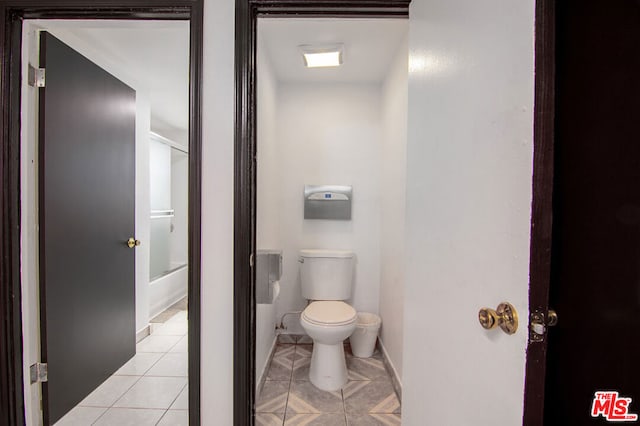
left=298, top=257, right=304, bottom=263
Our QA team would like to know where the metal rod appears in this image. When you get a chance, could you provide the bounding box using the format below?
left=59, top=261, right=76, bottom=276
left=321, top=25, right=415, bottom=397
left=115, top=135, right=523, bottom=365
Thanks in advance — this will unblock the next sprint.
left=150, top=131, right=189, bottom=154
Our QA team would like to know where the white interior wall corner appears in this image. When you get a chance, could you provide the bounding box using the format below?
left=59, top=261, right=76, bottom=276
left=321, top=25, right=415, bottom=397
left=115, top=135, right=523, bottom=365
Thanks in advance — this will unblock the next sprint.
left=378, top=32, right=409, bottom=381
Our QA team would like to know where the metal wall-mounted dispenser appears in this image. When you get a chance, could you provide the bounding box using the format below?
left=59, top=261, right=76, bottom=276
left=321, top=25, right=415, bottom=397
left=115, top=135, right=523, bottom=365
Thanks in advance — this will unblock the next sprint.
left=304, top=185, right=352, bottom=220
left=255, top=250, right=282, bottom=304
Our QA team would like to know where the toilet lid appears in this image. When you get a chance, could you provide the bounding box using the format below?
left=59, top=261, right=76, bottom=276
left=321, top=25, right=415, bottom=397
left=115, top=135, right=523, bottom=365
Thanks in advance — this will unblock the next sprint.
left=302, top=301, right=356, bottom=326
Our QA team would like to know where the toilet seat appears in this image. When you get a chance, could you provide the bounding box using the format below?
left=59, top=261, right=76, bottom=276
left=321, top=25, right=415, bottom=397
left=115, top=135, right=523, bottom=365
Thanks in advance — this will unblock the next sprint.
left=302, top=301, right=356, bottom=326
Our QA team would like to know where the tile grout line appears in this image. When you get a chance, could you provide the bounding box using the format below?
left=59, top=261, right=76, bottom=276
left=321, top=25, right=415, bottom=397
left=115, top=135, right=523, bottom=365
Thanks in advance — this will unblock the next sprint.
left=151, top=307, right=188, bottom=426
left=166, top=382, right=189, bottom=410
left=89, top=374, right=144, bottom=425
left=283, top=342, right=295, bottom=425
left=154, top=409, right=170, bottom=426
left=155, top=382, right=189, bottom=425
left=142, top=348, right=172, bottom=376
left=87, top=311, right=187, bottom=425
left=342, top=387, right=348, bottom=426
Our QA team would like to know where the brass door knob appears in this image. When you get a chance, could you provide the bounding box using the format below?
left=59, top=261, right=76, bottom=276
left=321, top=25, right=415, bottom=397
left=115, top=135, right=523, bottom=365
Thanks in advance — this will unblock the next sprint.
left=478, top=302, right=518, bottom=335
left=127, top=237, right=141, bottom=248
left=478, top=308, right=499, bottom=330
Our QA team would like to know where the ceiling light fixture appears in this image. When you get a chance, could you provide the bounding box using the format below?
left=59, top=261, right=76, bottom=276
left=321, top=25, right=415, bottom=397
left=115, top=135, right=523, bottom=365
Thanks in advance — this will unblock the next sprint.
left=299, top=44, right=344, bottom=68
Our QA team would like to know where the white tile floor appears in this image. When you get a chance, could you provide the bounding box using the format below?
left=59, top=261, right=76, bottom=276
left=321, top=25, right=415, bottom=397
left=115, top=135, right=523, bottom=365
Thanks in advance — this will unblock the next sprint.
left=54, top=311, right=188, bottom=426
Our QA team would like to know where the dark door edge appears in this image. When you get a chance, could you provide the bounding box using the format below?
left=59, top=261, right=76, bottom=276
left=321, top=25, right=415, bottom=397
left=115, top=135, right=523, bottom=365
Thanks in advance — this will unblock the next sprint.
left=233, top=1, right=410, bottom=425
left=0, top=3, right=203, bottom=425
left=523, top=1, right=556, bottom=425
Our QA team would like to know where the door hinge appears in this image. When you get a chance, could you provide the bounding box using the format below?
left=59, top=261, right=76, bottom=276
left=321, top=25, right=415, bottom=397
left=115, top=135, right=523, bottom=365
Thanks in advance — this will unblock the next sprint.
left=28, top=65, right=45, bottom=88
left=30, top=362, right=48, bottom=383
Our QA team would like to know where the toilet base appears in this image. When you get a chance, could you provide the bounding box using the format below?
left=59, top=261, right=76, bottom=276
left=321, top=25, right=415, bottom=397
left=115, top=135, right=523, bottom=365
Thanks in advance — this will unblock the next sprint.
left=309, top=342, right=348, bottom=391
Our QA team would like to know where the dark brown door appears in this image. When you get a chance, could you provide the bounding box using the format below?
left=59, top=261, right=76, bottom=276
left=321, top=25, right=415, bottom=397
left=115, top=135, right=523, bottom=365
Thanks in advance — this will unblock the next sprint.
left=544, top=1, right=640, bottom=423
left=39, top=32, right=136, bottom=424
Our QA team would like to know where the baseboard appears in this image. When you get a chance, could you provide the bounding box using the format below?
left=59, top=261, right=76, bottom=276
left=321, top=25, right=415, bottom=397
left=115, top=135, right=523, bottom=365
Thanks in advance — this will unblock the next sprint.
left=136, top=325, right=150, bottom=343
left=256, top=336, right=278, bottom=397
left=378, top=339, right=402, bottom=401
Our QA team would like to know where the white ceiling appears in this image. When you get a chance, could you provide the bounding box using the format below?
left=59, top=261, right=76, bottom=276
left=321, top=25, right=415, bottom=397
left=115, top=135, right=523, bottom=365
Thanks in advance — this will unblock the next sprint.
left=30, top=19, right=407, bottom=134
left=31, top=20, right=190, bottom=138
left=258, top=18, right=408, bottom=84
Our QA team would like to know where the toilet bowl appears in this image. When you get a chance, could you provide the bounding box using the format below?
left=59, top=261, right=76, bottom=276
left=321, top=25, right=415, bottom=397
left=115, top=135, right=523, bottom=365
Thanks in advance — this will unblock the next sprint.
left=300, top=300, right=357, bottom=391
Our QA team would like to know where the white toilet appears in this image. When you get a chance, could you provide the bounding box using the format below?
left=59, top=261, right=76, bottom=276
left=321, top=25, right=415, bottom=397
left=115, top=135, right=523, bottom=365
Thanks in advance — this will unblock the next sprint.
left=299, top=249, right=357, bottom=391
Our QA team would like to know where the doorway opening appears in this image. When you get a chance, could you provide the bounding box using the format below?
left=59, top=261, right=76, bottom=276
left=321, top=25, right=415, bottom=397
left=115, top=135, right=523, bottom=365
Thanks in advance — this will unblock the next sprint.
left=22, top=20, right=190, bottom=426
left=233, top=2, right=411, bottom=424
left=253, top=16, right=408, bottom=425
left=0, top=3, right=202, bottom=425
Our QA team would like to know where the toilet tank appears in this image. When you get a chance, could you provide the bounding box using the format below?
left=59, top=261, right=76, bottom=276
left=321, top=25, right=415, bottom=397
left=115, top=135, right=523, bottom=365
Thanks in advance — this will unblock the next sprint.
left=299, top=249, right=354, bottom=300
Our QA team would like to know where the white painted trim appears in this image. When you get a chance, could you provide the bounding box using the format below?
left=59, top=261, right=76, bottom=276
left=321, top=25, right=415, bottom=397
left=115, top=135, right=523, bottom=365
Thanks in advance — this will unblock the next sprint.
left=256, top=336, right=278, bottom=396
left=379, top=338, right=402, bottom=400
left=136, top=325, right=151, bottom=343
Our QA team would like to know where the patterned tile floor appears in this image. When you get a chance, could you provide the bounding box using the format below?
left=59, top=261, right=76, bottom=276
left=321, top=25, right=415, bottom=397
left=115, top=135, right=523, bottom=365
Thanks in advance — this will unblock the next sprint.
left=54, top=308, right=188, bottom=425
left=256, top=335, right=401, bottom=426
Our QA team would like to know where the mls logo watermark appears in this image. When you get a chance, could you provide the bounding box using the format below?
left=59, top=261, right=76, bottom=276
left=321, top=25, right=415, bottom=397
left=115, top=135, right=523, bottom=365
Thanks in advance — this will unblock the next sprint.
left=591, top=391, right=638, bottom=422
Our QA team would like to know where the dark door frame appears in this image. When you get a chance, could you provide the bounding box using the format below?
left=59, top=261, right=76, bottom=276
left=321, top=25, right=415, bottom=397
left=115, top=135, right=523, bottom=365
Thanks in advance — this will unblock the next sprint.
left=0, top=2, right=203, bottom=425
left=233, top=1, right=410, bottom=425
left=523, top=0, right=555, bottom=425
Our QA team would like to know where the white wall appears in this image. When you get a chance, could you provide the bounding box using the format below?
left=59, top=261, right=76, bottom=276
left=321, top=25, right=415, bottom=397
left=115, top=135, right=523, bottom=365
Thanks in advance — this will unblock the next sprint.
left=260, top=82, right=382, bottom=334
left=402, top=1, right=535, bottom=425
left=256, top=39, right=281, bottom=252
left=200, top=0, right=235, bottom=423
left=378, top=35, right=408, bottom=381
left=135, top=90, right=152, bottom=334
left=255, top=39, right=279, bottom=385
